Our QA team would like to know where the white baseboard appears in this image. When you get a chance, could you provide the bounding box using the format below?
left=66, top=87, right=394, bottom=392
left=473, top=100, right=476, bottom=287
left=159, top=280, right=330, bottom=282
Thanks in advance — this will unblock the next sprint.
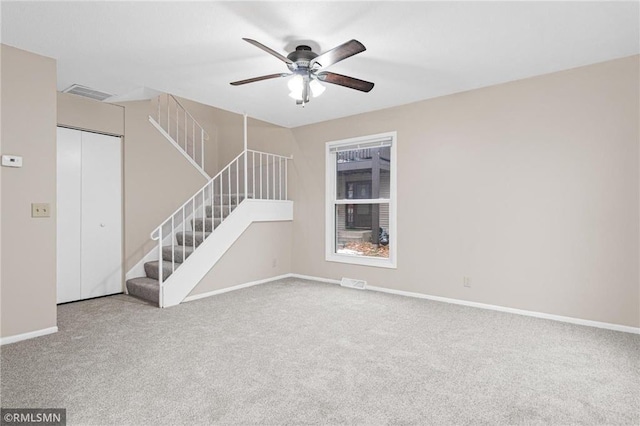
left=0, top=326, right=58, bottom=346
left=177, top=271, right=639, bottom=334
left=183, top=274, right=293, bottom=302
left=287, top=274, right=640, bottom=335
left=288, top=273, right=341, bottom=285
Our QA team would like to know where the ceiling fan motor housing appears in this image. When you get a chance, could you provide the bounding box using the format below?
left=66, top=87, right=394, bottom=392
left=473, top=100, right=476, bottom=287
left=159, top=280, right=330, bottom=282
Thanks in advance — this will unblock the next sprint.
left=287, top=45, right=318, bottom=70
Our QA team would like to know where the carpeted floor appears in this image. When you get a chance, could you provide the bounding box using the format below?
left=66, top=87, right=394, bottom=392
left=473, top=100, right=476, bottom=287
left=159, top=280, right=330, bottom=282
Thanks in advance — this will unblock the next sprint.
left=1, top=278, right=638, bottom=425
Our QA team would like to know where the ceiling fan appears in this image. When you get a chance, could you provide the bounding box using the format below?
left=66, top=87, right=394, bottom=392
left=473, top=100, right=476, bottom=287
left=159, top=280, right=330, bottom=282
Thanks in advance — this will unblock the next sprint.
left=230, top=38, right=374, bottom=106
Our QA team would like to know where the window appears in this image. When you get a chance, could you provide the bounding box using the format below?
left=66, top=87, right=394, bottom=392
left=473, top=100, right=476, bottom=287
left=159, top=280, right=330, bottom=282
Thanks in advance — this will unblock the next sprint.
left=325, top=131, right=397, bottom=268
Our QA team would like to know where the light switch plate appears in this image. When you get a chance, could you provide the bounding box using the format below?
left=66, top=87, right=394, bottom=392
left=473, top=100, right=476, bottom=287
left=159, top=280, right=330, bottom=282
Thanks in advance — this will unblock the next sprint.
left=2, top=155, right=23, bottom=168
left=32, top=203, right=50, bottom=218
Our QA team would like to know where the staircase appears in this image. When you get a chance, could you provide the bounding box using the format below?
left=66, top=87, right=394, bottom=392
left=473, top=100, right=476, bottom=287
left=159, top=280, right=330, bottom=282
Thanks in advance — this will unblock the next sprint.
left=126, top=201, right=234, bottom=305
left=126, top=147, right=292, bottom=307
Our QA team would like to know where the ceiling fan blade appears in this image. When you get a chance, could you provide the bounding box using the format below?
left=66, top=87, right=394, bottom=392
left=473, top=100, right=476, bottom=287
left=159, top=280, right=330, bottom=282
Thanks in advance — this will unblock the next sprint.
left=316, top=72, right=374, bottom=93
left=242, top=38, right=294, bottom=65
left=310, top=39, right=366, bottom=69
left=230, top=73, right=290, bottom=86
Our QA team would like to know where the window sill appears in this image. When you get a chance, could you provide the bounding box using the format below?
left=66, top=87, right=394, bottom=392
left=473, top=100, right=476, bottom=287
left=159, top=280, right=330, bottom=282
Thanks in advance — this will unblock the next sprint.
left=325, top=253, right=397, bottom=269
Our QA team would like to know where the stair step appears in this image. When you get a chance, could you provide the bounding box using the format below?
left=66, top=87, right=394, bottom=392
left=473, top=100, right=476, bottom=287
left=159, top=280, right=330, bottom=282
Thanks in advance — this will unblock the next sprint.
left=176, top=231, right=211, bottom=247
left=162, top=245, right=194, bottom=263
left=126, top=277, right=159, bottom=305
left=192, top=217, right=223, bottom=232
left=144, top=260, right=175, bottom=281
left=205, top=204, right=236, bottom=218
left=208, top=193, right=251, bottom=205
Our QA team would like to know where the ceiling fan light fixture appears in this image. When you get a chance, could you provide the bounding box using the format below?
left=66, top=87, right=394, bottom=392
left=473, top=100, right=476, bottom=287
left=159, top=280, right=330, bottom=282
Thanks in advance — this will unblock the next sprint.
left=309, top=79, right=325, bottom=98
left=288, top=90, right=303, bottom=101
left=288, top=74, right=304, bottom=92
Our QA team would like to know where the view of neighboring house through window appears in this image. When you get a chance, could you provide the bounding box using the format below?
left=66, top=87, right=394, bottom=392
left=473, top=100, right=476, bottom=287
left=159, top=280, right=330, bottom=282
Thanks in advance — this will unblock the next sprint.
left=326, top=132, right=397, bottom=268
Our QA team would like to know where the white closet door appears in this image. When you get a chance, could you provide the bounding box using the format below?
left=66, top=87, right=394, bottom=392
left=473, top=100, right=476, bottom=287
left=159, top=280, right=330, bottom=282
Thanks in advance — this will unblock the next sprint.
left=80, top=131, right=123, bottom=299
left=56, top=127, right=82, bottom=303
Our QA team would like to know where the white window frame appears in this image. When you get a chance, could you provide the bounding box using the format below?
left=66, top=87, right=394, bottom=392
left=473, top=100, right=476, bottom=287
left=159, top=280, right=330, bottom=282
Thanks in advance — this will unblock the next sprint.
left=325, top=131, right=397, bottom=269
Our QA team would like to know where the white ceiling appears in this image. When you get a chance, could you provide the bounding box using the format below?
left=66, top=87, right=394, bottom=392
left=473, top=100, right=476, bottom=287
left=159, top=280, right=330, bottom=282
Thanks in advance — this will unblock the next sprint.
left=2, top=1, right=638, bottom=128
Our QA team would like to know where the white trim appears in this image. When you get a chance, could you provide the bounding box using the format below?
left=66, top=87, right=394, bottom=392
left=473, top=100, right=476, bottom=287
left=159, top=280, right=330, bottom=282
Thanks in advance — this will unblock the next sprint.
left=288, top=273, right=341, bottom=285
left=183, top=274, right=292, bottom=302
left=327, top=253, right=397, bottom=269
left=0, top=326, right=58, bottom=346
left=286, top=274, right=640, bottom=335
left=183, top=273, right=342, bottom=303
left=148, top=116, right=210, bottom=180
left=366, top=285, right=640, bottom=335
left=334, top=198, right=391, bottom=205
left=325, top=131, right=397, bottom=269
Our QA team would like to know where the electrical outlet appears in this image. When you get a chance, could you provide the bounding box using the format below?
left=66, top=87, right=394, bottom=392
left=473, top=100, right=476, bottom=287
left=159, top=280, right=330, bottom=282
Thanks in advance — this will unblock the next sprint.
left=463, top=276, right=471, bottom=288
left=31, top=203, right=50, bottom=218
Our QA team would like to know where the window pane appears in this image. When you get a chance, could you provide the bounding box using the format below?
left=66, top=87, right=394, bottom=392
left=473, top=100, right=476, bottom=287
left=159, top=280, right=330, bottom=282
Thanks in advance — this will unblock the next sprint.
left=335, top=203, right=390, bottom=258
left=336, top=147, right=391, bottom=200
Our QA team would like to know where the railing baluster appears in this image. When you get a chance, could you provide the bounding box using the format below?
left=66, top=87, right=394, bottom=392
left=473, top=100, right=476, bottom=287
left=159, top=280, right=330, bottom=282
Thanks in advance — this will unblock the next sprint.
left=192, top=197, right=196, bottom=253
left=158, top=224, right=163, bottom=307
left=272, top=155, right=276, bottom=201
left=201, top=129, right=205, bottom=171
left=202, top=189, right=206, bottom=242
left=243, top=150, right=248, bottom=201
left=279, top=157, right=282, bottom=200
left=228, top=168, right=232, bottom=216
left=236, top=158, right=239, bottom=203
left=260, top=153, right=263, bottom=199
left=219, top=176, right=223, bottom=225
left=209, top=181, right=214, bottom=230
left=252, top=152, right=255, bottom=199
left=182, top=207, right=185, bottom=253
left=266, top=154, right=269, bottom=199
left=285, top=158, right=288, bottom=200
left=171, top=216, right=175, bottom=272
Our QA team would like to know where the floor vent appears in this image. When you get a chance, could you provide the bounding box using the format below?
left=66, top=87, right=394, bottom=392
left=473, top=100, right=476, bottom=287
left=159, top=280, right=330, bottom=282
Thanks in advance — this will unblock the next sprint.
left=62, top=84, right=113, bottom=101
left=340, top=278, right=367, bottom=290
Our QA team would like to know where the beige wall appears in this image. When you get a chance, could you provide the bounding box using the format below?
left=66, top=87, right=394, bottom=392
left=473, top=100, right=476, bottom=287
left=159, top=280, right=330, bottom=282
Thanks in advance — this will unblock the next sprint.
left=189, top=221, right=292, bottom=296
left=1, top=45, right=58, bottom=338
left=57, top=92, right=124, bottom=136
left=290, top=55, right=640, bottom=328
left=117, top=100, right=207, bottom=271
left=174, top=96, right=237, bottom=175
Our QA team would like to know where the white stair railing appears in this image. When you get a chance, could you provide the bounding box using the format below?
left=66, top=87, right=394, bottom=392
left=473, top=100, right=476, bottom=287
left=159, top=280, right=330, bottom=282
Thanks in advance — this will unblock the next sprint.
left=152, top=93, right=209, bottom=175
left=150, top=149, right=291, bottom=307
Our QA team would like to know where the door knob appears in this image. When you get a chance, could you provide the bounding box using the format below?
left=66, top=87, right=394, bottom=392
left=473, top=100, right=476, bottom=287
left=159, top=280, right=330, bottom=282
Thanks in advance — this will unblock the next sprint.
left=100, top=223, right=106, bottom=227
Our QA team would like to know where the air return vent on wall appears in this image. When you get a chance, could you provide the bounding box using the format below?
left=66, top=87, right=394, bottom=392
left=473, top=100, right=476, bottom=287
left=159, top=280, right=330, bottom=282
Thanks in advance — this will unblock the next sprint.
left=62, top=84, right=113, bottom=101
left=340, top=278, right=367, bottom=290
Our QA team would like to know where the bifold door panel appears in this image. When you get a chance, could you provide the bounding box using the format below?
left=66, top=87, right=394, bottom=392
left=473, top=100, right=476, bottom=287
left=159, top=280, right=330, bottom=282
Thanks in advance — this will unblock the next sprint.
left=56, top=127, right=122, bottom=304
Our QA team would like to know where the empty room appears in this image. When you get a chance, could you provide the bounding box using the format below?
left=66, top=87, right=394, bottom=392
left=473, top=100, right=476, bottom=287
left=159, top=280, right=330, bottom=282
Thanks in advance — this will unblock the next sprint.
left=1, top=1, right=638, bottom=425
